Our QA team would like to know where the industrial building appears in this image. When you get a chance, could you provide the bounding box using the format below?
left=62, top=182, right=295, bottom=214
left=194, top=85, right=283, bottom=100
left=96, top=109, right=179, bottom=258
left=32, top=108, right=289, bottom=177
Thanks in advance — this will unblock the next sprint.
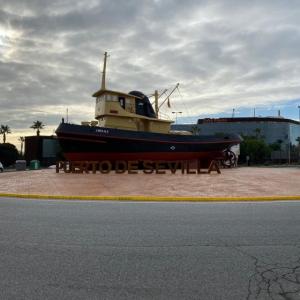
left=25, top=136, right=61, bottom=166
left=172, top=117, right=300, bottom=162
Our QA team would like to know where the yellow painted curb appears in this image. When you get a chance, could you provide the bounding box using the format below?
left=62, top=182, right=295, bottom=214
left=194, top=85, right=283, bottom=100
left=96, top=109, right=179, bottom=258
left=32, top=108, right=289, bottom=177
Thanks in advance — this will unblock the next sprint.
left=1, top=193, right=300, bottom=202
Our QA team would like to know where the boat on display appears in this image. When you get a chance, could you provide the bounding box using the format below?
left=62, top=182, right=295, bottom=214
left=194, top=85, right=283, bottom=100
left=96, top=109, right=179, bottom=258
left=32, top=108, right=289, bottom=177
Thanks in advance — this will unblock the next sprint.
left=56, top=52, right=242, bottom=164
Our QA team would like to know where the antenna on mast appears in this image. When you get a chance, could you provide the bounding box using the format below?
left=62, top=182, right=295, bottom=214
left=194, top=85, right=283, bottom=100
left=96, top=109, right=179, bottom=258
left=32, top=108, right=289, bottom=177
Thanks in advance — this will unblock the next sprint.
left=101, top=52, right=108, bottom=90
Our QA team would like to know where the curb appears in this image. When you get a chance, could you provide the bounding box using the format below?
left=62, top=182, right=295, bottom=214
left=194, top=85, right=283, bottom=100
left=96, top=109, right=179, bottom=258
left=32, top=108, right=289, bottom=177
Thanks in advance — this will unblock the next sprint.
left=1, top=193, right=300, bottom=202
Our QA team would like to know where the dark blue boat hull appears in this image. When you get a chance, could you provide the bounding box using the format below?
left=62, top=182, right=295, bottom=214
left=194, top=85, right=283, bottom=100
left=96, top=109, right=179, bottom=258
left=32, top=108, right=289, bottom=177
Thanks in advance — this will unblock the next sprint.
left=55, top=123, right=242, bottom=161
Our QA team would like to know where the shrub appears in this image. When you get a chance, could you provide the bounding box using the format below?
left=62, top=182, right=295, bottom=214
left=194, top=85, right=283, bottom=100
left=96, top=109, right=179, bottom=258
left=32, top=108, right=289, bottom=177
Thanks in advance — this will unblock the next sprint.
left=240, top=136, right=271, bottom=164
left=0, top=143, right=19, bottom=167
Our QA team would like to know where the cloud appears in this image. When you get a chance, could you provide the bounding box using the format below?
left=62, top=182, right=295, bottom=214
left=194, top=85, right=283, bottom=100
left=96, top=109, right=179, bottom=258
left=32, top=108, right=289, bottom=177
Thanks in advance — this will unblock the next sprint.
left=1, top=0, right=300, bottom=143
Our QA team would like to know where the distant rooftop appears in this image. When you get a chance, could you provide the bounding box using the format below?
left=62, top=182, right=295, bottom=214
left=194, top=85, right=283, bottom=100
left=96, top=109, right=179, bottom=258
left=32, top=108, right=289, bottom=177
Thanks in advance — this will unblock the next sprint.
left=197, top=117, right=300, bottom=125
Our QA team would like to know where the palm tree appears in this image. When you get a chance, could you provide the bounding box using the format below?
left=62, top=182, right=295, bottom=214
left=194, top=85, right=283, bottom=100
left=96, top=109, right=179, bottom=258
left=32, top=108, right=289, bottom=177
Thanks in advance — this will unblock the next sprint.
left=190, top=125, right=201, bottom=135
left=19, top=136, right=25, bottom=156
left=254, top=128, right=261, bottom=138
left=0, top=124, right=11, bottom=143
left=30, top=121, right=45, bottom=136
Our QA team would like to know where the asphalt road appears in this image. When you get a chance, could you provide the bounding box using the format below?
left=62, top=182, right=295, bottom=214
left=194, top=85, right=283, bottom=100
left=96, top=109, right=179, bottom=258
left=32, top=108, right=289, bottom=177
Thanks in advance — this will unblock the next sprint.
left=0, top=198, right=300, bottom=300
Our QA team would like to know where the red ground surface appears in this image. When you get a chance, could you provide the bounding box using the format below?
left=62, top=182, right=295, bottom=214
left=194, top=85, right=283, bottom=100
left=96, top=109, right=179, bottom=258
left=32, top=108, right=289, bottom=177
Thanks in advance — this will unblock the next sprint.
left=0, top=167, right=299, bottom=197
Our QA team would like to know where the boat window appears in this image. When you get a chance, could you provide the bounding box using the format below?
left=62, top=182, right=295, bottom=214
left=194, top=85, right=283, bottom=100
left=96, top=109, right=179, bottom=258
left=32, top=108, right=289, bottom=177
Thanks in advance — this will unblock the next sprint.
left=119, top=96, right=126, bottom=109
left=97, top=96, right=106, bottom=102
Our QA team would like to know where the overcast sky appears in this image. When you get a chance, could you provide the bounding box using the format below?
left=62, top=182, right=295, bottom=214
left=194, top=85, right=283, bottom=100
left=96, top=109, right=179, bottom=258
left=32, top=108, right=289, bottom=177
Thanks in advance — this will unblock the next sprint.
left=1, top=0, right=300, bottom=146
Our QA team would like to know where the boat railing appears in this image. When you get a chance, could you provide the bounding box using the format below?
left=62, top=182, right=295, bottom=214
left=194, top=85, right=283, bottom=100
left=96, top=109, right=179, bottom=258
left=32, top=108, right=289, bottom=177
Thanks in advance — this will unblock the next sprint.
left=158, top=111, right=172, bottom=121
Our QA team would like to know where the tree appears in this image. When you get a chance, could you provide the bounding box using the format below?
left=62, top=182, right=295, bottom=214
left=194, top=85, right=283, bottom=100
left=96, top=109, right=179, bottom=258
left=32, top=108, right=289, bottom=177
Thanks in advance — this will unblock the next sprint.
left=30, top=121, right=45, bottom=136
left=0, top=143, right=19, bottom=167
left=269, top=141, right=281, bottom=151
left=0, top=124, right=11, bottom=143
left=276, top=139, right=283, bottom=162
left=240, top=135, right=271, bottom=164
left=254, top=128, right=261, bottom=138
left=19, top=136, right=25, bottom=156
left=254, top=128, right=265, bottom=139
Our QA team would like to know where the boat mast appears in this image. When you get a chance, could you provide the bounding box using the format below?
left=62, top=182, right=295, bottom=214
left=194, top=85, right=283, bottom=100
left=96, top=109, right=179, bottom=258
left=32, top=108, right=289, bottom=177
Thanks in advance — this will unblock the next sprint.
left=101, top=52, right=108, bottom=90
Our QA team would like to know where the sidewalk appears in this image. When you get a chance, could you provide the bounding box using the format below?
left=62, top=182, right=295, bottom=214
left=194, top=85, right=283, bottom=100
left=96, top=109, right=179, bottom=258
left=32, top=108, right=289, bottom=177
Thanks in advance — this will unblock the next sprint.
left=0, top=167, right=299, bottom=198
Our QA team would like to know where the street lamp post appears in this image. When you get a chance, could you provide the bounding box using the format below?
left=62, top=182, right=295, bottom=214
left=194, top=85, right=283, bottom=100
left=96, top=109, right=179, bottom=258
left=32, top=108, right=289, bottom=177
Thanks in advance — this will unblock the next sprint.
left=172, top=111, right=182, bottom=124
left=298, top=105, right=300, bottom=122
